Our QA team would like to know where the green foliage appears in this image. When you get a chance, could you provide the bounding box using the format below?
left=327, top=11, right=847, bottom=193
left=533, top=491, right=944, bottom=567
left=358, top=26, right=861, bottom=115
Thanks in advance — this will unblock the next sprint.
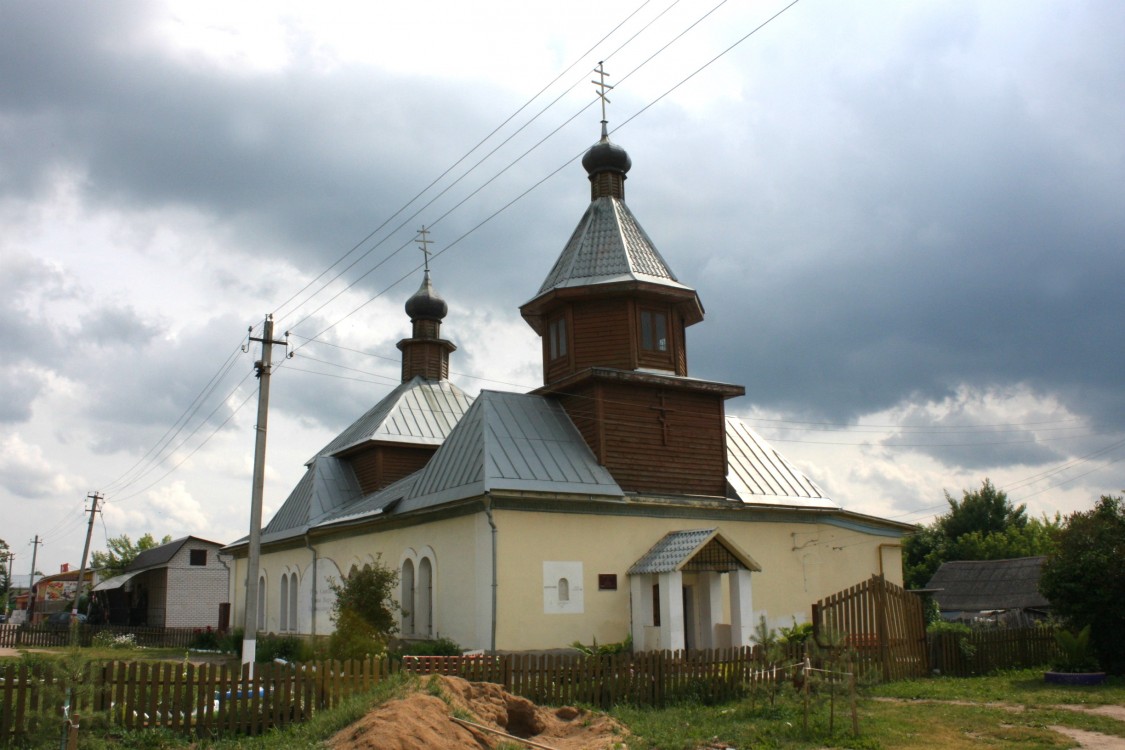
left=779, top=619, right=814, bottom=646
left=91, top=532, right=172, bottom=578
left=189, top=626, right=223, bottom=651
left=395, top=636, right=463, bottom=657
left=571, top=634, right=632, bottom=656
left=1040, top=495, right=1125, bottom=674
left=0, top=538, right=10, bottom=601
left=91, top=630, right=138, bottom=649
left=927, top=620, right=977, bottom=660
left=1053, top=625, right=1100, bottom=673
left=329, top=556, right=400, bottom=639
left=903, top=479, right=1059, bottom=589
left=328, top=608, right=388, bottom=660
left=217, top=627, right=244, bottom=656
left=256, top=633, right=311, bottom=662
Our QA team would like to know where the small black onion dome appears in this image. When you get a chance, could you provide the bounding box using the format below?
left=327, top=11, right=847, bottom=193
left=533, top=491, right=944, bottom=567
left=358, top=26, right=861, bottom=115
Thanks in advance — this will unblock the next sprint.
left=405, top=271, right=447, bottom=321
left=582, top=137, right=631, bottom=176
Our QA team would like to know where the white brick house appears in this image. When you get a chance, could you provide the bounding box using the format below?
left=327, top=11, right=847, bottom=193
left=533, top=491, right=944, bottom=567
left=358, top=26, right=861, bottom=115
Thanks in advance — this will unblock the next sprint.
left=92, top=536, right=229, bottom=629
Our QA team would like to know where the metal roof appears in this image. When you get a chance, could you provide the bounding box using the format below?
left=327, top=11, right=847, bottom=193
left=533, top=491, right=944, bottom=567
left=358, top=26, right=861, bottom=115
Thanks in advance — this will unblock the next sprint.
left=926, top=557, right=1050, bottom=612
left=316, top=376, right=474, bottom=459
left=262, top=456, right=363, bottom=541
left=627, top=529, right=761, bottom=575
left=725, top=417, right=837, bottom=508
left=127, top=536, right=222, bottom=571
left=398, top=390, right=624, bottom=513
left=535, top=197, right=694, bottom=296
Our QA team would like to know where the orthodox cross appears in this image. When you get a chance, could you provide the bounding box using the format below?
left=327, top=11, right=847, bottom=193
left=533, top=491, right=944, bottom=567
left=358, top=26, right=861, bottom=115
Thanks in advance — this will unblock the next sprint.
left=650, top=391, right=677, bottom=446
left=591, top=61, right=614, bottom=135
left=416, top=225, right=433, bottom=271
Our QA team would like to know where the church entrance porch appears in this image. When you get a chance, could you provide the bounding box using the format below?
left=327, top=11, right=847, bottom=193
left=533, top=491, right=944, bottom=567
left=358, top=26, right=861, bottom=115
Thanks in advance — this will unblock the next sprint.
left=626, top=529, right=760, bottom=651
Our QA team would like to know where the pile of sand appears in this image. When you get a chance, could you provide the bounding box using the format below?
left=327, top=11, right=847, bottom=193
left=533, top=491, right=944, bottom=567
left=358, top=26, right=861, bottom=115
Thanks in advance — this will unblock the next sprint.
left=327, top=675, right=628, bottom=750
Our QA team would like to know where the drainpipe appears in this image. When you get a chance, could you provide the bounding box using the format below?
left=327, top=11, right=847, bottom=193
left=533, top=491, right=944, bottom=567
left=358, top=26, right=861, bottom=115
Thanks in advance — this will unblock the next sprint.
left=304, top=532, right=318, bottom=637
left=485, top=496, right=498, bottom=654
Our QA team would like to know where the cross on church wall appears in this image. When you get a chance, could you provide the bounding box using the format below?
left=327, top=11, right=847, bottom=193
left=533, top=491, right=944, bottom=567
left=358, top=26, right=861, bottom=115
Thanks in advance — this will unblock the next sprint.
left=650, top=391, right=678, bottom=446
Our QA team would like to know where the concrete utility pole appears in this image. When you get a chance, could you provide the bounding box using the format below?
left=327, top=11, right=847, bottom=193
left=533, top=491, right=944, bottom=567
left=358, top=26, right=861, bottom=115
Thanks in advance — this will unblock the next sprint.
left=28, top=534, right=41, bottom=591
left=72, top=492, right=101, bottom=627
left=241, top=315, right=287, bottom=673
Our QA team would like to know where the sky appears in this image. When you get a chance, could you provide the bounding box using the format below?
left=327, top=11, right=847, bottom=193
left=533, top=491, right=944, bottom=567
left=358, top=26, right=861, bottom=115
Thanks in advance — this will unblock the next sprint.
left=2, top=0, right=1124, bottom=578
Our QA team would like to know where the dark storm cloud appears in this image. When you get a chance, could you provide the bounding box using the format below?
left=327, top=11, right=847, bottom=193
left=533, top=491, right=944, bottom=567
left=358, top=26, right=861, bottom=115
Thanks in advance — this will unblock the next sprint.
left=4, top=0, right=1124, bottom=481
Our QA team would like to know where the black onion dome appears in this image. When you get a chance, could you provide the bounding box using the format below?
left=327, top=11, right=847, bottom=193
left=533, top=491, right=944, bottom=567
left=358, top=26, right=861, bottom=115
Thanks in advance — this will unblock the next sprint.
left=405, top=271, right=448, bottom=321
left=582, top=137, right=631, bottom=176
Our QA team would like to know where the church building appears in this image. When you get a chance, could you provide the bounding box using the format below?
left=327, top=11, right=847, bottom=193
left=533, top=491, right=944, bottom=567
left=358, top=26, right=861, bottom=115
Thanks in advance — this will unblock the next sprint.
left=224, top=124, right=911, bottom=653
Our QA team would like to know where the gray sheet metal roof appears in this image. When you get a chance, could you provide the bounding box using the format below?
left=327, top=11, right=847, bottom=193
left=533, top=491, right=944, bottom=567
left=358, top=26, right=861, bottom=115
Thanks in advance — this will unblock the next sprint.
left=926, top=557, right=1050, bottom=612
left=262, top=455, right=363, bottom=541
left=726, top=417, right=837, bottom=508
left=627, top=529, right=761, bottom=575
left=535, top=197, right=694, bottom=296
left=127, top=535, right=222, bottom=571
left=397, top=390, right=623, bottom=513
left=316, top=377, right=473, bottom=459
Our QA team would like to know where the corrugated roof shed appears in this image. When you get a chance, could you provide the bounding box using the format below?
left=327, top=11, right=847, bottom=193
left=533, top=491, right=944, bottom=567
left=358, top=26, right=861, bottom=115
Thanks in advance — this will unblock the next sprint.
left=726, top=417, right=836, bottom=508
left=926, top=557, right=1050, bottom=612
left=127, top=536, right=221, bottom=571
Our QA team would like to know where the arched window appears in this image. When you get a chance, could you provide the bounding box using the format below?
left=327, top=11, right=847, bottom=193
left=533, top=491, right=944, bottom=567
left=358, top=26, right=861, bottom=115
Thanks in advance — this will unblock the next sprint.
left=279, top=575, right=289, bottom=631
left=288, top=573, right=299, bottom=632
left=401, top=559, right=415, bottom=635
left=418, top=557, right=433, bottom=636
left=257, top=575, right=266, bottom=631
left=558, top=577, right=570, bottom=602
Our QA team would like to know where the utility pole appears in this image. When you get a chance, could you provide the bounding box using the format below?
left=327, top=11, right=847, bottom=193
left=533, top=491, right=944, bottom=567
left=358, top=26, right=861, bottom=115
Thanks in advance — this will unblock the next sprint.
left=72, top=493, right=101, bottom=628
left=28, top=534, right=41, bottom=594
left=242, top=315, right=287, bottom=672
left=3, top=550, right=13, bottom=617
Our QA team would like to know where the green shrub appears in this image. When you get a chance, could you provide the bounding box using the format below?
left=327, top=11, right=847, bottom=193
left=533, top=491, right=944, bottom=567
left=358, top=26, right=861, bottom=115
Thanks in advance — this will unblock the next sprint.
left=928, top=620, right=976, bottom=660
left=571, top=634, right=632, bottom=656
left=189, top=626, right=222, bottom=651
left=395, top=636, right=463, bottom=658
left=329, top=609, right=387, bottom=661
left=1053, top=625, right=1100, bottom=673
left=257, top=633, right=311, bottom=663
left=218, top=627, right=244, bottom=656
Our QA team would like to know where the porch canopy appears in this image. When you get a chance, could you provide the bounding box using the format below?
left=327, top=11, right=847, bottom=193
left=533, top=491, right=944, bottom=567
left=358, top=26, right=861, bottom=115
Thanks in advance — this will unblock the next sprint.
left=92, top=570, right=143, bottom=592
left=627, top=528, right=760, bottom=651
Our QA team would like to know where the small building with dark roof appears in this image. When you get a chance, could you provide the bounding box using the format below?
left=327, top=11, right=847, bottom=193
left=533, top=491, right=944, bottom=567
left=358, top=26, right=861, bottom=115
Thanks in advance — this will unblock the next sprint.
left=92, top=536, right=228, bottom=628
left=925, top=556, right=1050, bottom=627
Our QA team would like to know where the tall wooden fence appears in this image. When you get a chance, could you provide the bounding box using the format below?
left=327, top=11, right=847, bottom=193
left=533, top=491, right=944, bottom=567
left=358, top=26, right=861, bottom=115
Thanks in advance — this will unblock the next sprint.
left=813, top=574, right=928, bottom=681
left=928, top=626, right=1060, bottom=677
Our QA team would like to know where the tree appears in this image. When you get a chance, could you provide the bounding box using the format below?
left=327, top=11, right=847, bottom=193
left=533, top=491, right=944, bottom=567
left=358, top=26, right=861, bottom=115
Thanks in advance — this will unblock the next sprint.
left=91, top=533, right=172, bottom=578
left=327, top=556, right=400, bottom=660
left=903, top=479, right=1058, bottom=589
left=0, top=538, right=10, bottom=605
left=1040, top=495, right=1125, bottom=674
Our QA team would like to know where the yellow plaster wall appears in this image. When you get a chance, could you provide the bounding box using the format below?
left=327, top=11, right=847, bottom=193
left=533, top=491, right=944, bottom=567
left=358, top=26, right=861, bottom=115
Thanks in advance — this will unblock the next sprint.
left=493, top=508, right=904, bottom=651
left=232, top=512, right=489, bottom=648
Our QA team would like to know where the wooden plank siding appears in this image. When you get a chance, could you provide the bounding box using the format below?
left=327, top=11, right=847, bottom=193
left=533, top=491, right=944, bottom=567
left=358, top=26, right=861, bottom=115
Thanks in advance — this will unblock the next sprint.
left=348, top=445, right=437, bottom=494
left=557, top=382, right=728, bottom=496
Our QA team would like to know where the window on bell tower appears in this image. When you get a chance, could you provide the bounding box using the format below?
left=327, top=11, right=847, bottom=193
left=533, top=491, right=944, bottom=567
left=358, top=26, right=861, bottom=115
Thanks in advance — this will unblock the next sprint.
left=548, top=315, right=568, bottom=360
left=640, top=308, right=668, bottom=353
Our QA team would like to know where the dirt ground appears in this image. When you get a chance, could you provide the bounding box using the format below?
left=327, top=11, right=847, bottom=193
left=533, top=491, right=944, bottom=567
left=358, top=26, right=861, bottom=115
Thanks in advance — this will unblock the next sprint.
left=327, top=675, right=628, bottom=750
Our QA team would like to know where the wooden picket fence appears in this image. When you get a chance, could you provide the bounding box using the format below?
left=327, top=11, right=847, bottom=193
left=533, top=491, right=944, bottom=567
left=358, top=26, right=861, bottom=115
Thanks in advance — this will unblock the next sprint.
left=927, top=626, right=1060, bottom=677
left=0, top=624, right=199, bottom=650
left=0, top=657, right=393, bottom=745
left=812, top=574, right=928, bottom=681
left=404, top=647, right=783, bottom=708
